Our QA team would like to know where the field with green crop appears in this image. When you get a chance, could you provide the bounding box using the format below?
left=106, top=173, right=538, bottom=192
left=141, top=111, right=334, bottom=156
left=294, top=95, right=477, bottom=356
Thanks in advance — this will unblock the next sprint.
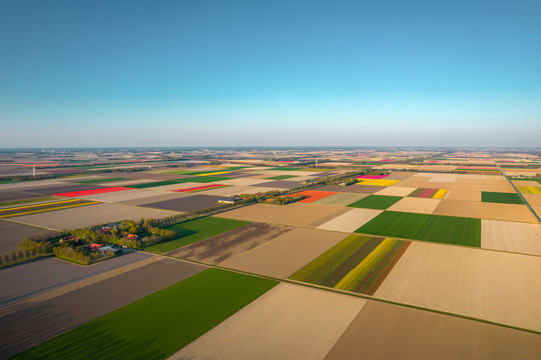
left=145, top=216, right=251, bottom=253
left=355, top=211, right=481, bottom=247
left=290, top=234, right=410, bottom=295
left=13, top=269, right=278, bottom=360
left=481, top=191, right=524, bottom=204
left=348, top=195, right=402, bottom=210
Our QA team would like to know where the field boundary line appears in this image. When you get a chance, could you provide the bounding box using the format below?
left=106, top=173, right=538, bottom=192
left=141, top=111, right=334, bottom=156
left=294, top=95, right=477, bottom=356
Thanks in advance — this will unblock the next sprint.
left=142, top=250, right=541, bottom=335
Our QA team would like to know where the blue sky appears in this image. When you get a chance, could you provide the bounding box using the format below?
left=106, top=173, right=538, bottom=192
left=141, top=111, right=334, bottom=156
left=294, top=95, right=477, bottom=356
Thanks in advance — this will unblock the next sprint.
left=1, top=0, right=540, bottom=147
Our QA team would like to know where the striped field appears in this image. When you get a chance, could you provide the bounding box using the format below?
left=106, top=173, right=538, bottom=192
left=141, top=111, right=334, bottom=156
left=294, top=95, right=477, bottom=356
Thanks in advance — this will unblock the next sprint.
left=0, top=198, right=99, bottom=218
left=517, top=186, right=541, bottom=195
left=408, top=188, right=448, bottom=199
left=290, top=234, right=410, bottom=295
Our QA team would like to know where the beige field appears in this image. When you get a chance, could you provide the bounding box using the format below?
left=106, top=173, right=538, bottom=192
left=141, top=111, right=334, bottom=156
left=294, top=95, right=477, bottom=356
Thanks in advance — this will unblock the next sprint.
left=219, top=227, right=346, bottom=278
left=454, top=175, right=508, bottom=185
left=534, top=206, right=541, bottom=216
left=395, top=180, right=452, bottom=189
left=374, top=186, right=416, bottom=197
left=312, top=192, right=368, bottom=206
left=450, top=183, right=515, bottom=192
left=77, top=189, right=187, bottom=203
left=9, top=203, right=182, bottom=230
left=433, top=200, right=538, bottom=223
left=387, top=197, right=441, bottom=214
left=216, top=203, right=350, bottom=228
left=0, top=180, right=65, bottom=191
left=324, top=300, right=541, bottom=360
left=416, top=165, right=457, bottom=172
left=170, top=283, right=366, bottom=360
left=443, top=189, right=482, bottom=202
left=523, top=194, right=541, bottom=206
left=481, top=219, right=541, bottom=255
left=316, top=208, right=383, bottom=233
left=217, top=178, right=269, bottom=186
left=98, top=179, right=157, bottom=187
left=374, top=242, right=541, bottom=332
left=427, top=174, right=459, bottom=183
left=144, top=182, right=202, bottom=191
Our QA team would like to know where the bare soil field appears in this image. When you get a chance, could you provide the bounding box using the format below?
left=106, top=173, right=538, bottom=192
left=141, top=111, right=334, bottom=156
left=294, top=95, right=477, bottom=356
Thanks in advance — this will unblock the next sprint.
left=0, top=180, right=65, bottom=191
left=198, top=185, right=287, bottom=197
left=143, top=182, right=202, bottom=191
left=317, top=184, right=386, bottom=194
left=256, top=180, right=303, bottom=189
left=167, top=223, right=291, bottom=264
left=219, top=227, right=346, bottom=278
left=443, top=189, right=482, bottom=201
left=454, top=175, right=508, bottom=185
left=450, top=183, right=515, bottom=192
left=432, top=200, right=537, bottom=223
left=374, top=242, right=541, bottom=332
left=523, top=194, right=541, bottom=206
left=324, top=300, right=541, bottom=360
left=141, top=194, right=223, bottom=212
left=0, top=190, right=51, bottom=203
left=76, top=188, right=187, bottom=203
left=0, top=252, right=152, bottom=307
left=481, top=219, right=541, bottom=255
left=316, top=208, right=383, bottom=233
left=119, top=192, right=195, bottom=206
left=9, top=203, right=182, bottom=230
left=98, top=179, right=157, bottom=187
left=216, top=203, right=350, bottom=228
left=0, top=219, right=57, bottom=254
left=416, top=165, right=457, bottom=172
left=374, top=186, right=416, bottom=197
left=217, top=178, right=270, bottom=186
left=387, top=197, right=441, bottom=214
left=312, top=193, right=368, bottom=206
left=171, top=283, right=366, bottom=360
left=394, top=180, right=452, bottom=189
left=0, top=257, right=206, bottom=358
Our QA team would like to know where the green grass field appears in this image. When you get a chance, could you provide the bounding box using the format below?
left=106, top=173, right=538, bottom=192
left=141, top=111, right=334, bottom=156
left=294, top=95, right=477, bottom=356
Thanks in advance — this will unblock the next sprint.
left=76, top=177, right=129, bottom=184
left=14, top=269, right=278, bottom=360
left=348, top=195, right=402, bottom=210
left=355, top=211, right=481, bottom=247
left=145, top=216, right=251, bottom=253
left=481, top=191, right=524, bottom=204
left=265, top=175, right=297, bottom=180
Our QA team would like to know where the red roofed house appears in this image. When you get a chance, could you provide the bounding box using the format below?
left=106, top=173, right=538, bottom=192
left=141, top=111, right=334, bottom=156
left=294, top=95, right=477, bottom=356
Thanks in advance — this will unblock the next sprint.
left=126, top=234, right=139, bottom=240
left=90, top=243, right=102, bottom=251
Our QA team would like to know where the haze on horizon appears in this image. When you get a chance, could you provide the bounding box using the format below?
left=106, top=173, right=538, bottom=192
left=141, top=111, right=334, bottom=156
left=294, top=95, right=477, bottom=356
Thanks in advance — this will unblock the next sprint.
left=1, top=0, right=540, bottom=148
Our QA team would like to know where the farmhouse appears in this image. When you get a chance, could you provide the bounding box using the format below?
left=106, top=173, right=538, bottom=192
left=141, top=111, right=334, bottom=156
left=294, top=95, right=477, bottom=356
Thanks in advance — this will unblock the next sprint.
left=90, top=243, right=102, bottom=251
left=218, top=197, right=242, bottom=204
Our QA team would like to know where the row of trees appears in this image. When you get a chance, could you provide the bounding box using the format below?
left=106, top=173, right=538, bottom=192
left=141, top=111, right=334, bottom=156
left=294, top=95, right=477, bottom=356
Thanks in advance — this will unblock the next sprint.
left=0, top=248, right=42, bottom=267
left=53, top=247, right=99, bottom=265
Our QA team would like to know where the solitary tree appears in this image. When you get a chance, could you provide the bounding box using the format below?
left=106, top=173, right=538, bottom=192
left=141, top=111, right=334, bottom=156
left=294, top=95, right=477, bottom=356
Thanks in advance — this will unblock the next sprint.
left=3, top=253, right=9, bottom=263
left=10, top=251, right=17, bottom=262
left=18, top=249, right=24, bottom=259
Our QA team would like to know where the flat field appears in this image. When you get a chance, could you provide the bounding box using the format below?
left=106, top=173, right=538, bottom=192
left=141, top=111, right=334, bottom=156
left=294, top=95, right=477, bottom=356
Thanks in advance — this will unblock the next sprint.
left=312, top=192, right=368, bottom=206
left=386, top=197, right=441, bottom=214
left=219, top=227, right=346, bottom=278
left=481, top=219, right=541, bottom=255
left=13, top=269, right=277, bottom=360
left=9, top=203, right=181, bottom=230
left=1, top=257, right=206, bottom=359
left=317, top=184, right=385, bottom=194
left=374, top=241, right=541, bottom=332
left=290, top=190, right=338, bottom=203
left=324, top=300, right=541, bottom=360
left=140, top=194, right=223, bottom=212
left=145, top=216, right=251, bottom=253
left=216, top=203, right=350, bottom=228
left=0, top=198, right=99, bottom=218
left=172, top=283, right=366, bottom=360
left=433, top=200, right=537, bottom=223
left=481, top=191, right=524, bottom=204
left=348, top=195, right=402, bottom=210
left=290, top=235, right=410, bottom=295
left=355, top=211, right=481, bottom=247
left=316, top=208, right=382, bottom=233
left=373, top=186, right=416, bottom=197
left=0, top=219, right=57, bottom=255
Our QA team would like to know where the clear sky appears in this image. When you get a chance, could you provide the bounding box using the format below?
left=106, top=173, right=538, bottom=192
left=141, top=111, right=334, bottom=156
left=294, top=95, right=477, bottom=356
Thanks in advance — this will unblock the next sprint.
left=1, top=0, right=540, bottom=147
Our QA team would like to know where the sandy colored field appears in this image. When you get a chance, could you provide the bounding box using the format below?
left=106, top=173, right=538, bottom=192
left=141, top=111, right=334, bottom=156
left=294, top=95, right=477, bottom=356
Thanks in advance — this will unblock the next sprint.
left=312, top=192, right=368, bottom=206
left=387, top=197, right=440, bottom=214
left=171, top=283, right=366, bottom=360
left=317, top=208, right=383, bottom=233
left=77, top=189, right=187, bottom=203
left=427, top=173, right=459, bottom=183
left=0, top=179, right=65, bottom=191
left=482, top=219, right=541, bottom=255
left=450, top=183, right=515, bottom=192
left=374, top=186, right=416, bottom=197
left=513, top=180, right=541, bottom=187
left=374, top=241, right=541, bottom=332
left=167, top=223, right=291, bottom=263
left=395, top=180, right=452, bottom=189
left=523, top=194, right=541, bottom=206
left=416, top=164, right=457, bottom=172
left=324, top=300, right=541, bottom=360
left=443, top=189, right=482, bottom=201
left=454, top=175, right=508, bottom=185
left=0, top=258, right=206, bottom=358
left=318, top=184, right=386, bottom=194
left=216, top=203, right=350, bottom=228
left=9, top=203, right=182, bottom=230
left=219, top=227, right=346, bottom=278
left=433, top=200, right=537, bottom=223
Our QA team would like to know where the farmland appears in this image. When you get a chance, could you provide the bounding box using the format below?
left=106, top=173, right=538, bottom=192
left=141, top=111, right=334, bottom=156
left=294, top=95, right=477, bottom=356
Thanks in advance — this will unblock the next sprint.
left=290, top=235, right=410, bottom=295
left=355, top=211, right=481, bottom=247
left=481, top=191, right=524, bottom=204
left=0, top=198, right=99, bottom=218
left=145, top=216, right=251, bottom=253
left=348, top=195, right=402, bottom=210
left=13, top=269, right=277, bottom=360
